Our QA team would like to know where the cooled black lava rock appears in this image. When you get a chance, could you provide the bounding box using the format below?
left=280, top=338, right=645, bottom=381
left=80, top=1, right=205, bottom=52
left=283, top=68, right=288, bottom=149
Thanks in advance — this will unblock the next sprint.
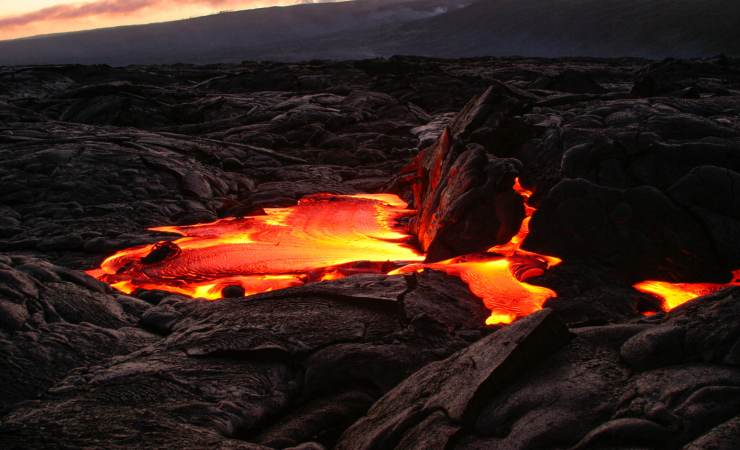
left=0, top=271, right=491, bottom=449
left=523, top=178, right=731, bottom=282
left=632, top=57, right=740, bottom=98
left=530, top=69, right=607, bottom=94
left=222, top=285, right=246, bottom=298
left=338, top=289, right=740, bottom=450
left=141, top=241, right=181, bottom=264
left=405, top=83, right=533, bottom=262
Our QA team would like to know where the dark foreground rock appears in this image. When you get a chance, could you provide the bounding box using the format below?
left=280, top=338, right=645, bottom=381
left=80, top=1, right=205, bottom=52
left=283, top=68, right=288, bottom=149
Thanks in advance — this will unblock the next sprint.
left=336, top=309, right=572, bottom=449
left=0, top=254, right=156, bottom=413
left=0, top=269, right=490, bottom=448
left=339, top=289, right=740, bottom=450
left=2, top=56, right=740, bottom=448
left=524, top=178, right=730, bottom=282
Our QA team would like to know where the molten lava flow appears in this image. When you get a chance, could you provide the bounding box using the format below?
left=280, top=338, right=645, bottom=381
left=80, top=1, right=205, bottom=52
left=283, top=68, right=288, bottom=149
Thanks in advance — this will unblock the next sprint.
left=90, top=181, right=564, bottom=326
left=91, top=177, right=739, bottom=327
left=392, top=256, right=557, bottom=325
left=392, top=180, right=561, bottom=325
left=634, top=270, right=740, bottom=310
left=91, top=193, right=424, bottom=299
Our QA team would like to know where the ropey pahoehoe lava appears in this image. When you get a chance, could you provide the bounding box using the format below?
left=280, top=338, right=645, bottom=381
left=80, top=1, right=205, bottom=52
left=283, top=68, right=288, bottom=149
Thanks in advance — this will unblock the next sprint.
left=89, top=182, right=740, bottom=325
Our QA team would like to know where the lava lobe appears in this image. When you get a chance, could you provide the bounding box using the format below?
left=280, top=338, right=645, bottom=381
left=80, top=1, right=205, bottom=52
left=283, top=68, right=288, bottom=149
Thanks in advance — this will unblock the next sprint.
left=89, top=180, right=565, bottom=324
left=89, top=193, right=424, bottom=299
left=89, top=183, right=740, bottom=325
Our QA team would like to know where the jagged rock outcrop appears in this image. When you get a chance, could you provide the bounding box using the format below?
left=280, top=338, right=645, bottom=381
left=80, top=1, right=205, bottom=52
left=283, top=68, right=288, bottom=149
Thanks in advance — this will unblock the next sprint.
left=336, top=309, right=571, bottom=449
left=402, top=82, right=536, bottom=262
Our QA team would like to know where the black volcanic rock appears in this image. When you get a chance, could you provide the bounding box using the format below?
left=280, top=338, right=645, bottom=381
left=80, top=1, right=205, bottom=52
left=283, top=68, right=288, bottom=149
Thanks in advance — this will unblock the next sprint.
left=530, top=70, right=607, bottom=94
left=141, top=241, right=182, bottom=264
left=0, top=125, right=256, bottom=267
left=0, top=272, right=491, bottom=449
left=338, top=289, right=740, bottom=450
left=335, top=309, right=571, bottom=449
left=222, top=284, right=247, bottom=298
left=524, top=178, right=731, bottom=282
left=0, top=75, right=432, bottom=269
left=2, top=57, right=740, bottom=448
left=405, top=83, right=533, bottom=262
left=632, top=57, right=740, bottom=97
left=668, top=166, right=740, bottom=269
left=412, top=133, right=525, bottom=262
left=0, top=255, right=155, bottom=412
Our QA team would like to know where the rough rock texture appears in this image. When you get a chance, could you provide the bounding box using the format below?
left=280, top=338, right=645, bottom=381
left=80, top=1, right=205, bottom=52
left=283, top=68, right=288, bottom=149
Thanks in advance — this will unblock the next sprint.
left=339, top=289, right=740, bottom=450
left=511, top=61, right=740, bottom=283
left=524, top=178, right=729, bottom=282
left=336, top=309, right=572, bottom=449
left=2, top=56, right=740, bottom=448
left=632, top=56, right=740, bottom=98
left=0, top=254, right=156, bottom=413
left=0, top=271, right=490, bottom=448
left=402, top=83, right=532, bottom=261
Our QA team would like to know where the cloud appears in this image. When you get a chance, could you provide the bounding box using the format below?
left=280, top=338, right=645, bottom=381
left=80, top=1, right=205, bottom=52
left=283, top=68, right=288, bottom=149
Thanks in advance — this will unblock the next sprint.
left=0, top=0, right=261, bottom=30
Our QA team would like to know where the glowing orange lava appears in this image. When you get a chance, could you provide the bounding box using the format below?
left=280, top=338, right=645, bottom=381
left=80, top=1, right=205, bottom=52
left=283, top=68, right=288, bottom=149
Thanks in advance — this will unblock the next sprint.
left=392, top=180, right=560, bottom=325
left=90, top=179, right=737, bottom=326
left=89, top=179, right=564, bottom=325
left=90, top=193, right=424, bottom=299
left=634, top=270, right=740, bottom=310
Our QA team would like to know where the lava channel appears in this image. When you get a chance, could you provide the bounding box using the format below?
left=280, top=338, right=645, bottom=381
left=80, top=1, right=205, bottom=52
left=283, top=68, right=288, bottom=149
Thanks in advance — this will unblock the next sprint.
left=89, top=193, right=425, bottom=299
left=88, top=180, right=564, bottom=325
left=88, top=182, right=740, bottom=326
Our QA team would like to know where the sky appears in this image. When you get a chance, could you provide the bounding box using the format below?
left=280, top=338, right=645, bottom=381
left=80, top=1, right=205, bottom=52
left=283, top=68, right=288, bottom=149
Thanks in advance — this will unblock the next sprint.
left=0, top=0, right=317, bottom=40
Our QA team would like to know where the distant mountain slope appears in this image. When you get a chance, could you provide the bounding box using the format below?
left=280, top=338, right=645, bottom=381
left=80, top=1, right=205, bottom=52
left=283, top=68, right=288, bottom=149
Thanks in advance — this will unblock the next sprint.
left=0, top=0, right=738, bottom=65
left=0, top=0, right=463, bottom=65
left=403, top=0, right=740, bottom=58
left=281, top=0, right=740, bottom=60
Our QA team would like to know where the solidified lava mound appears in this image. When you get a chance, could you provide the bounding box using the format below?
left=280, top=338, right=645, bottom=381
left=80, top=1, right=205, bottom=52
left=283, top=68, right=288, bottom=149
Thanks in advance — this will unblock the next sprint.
left=3, top=57, right=740, bottom=449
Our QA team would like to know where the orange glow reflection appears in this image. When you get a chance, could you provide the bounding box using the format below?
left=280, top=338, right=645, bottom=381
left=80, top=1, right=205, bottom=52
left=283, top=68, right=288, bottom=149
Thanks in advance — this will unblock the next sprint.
left=392, top=257, right=556, bottom=325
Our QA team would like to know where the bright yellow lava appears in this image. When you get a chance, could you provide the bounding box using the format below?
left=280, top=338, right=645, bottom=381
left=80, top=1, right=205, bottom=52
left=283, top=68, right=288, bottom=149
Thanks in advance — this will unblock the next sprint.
left=393, top=257, right=557, bottom=325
